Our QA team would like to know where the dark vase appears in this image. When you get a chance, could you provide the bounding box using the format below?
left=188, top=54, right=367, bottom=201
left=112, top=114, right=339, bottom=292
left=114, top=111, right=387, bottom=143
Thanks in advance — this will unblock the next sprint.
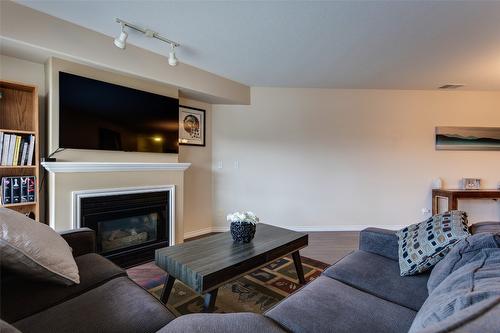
left=230, top=221, right=256, bottom=243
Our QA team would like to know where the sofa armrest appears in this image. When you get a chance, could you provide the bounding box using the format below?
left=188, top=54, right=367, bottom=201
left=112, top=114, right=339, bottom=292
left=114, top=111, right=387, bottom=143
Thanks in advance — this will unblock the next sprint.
left=156, top=313, right=288, bottom=333
left=359, top=228, right=399, bottom=260
left=59, top=228, right=96, bottom=257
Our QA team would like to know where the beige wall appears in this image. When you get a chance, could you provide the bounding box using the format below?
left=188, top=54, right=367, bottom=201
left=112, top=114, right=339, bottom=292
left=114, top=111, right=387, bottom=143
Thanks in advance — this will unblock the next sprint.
left=2, top=54, right=213, bottom=238
left=212, top=88, right=500, bottom=230
left=178, top=98, right=213, bottom=237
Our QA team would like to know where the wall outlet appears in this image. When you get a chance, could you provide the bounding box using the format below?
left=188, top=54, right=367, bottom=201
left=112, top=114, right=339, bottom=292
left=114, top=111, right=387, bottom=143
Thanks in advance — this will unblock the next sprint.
left=421, top=208, right=431, bottom=215
left=234, top=160, right=239, bottom=169
left=217, top=160, right=223, bottom=169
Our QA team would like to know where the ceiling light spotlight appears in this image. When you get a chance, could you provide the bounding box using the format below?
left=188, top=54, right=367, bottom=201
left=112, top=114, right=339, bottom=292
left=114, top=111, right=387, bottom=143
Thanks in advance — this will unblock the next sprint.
left=114, top=23, right=128, bottom=49
left=114, top=18, right=181, bottom=67
left=168, top=44, right=178, bottom=67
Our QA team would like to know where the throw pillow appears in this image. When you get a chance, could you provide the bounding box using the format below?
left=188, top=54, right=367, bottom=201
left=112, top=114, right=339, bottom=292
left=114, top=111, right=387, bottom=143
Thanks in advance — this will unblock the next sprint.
left=409, top=248, right=500, bottom=333
left=0, top=208, right=80, bottom=285
left=397, top=210, right=469, bottom=276
left=427, top=232, right=500, bottom=293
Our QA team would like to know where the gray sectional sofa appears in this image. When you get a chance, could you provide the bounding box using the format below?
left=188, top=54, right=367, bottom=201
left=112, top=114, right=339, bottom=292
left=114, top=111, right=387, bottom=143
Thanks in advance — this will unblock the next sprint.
left=161, top=221, right=500, bottom=333
left=2, top=222, right=499, bottom=333
left=1, top=228, right=175, bottom=333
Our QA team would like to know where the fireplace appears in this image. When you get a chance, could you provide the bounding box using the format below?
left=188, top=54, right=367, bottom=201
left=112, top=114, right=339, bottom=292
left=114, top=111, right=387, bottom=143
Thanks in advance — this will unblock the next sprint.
left=74, top=186, right=174, bottom=267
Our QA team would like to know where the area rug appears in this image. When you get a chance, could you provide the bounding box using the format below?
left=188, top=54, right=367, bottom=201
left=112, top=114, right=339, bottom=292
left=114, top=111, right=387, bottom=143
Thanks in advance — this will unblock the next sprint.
left=127, top=255, right=329, bottom=316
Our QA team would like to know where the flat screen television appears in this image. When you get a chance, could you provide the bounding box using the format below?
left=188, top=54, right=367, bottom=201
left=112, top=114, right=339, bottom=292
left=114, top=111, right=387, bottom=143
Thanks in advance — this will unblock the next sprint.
left=59, top=72, right=179, bottom=154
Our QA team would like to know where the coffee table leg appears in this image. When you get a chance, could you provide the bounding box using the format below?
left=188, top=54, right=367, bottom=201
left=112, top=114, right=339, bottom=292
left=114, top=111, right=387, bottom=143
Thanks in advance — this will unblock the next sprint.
left=203, top=288, right=219, bottom=312
left=160, top=274, right=176, bottom=304
left=292, top=251, right=306, bottom=284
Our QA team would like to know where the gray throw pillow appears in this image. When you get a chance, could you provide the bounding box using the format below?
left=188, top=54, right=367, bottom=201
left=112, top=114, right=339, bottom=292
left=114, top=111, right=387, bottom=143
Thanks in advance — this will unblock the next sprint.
left=427, top=232, right=500, bottom=293
left=397, top=211, right=469, bottom=276
left=0, top=208, right=80, bottom=285
left=409, top=248, right=500, bottom=333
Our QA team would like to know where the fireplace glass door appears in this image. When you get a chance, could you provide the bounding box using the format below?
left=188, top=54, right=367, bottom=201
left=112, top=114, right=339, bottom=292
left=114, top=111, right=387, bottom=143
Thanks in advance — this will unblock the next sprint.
left=80, top=191, right=169, bottom=266
left=97, top=210, right=159, bottom=254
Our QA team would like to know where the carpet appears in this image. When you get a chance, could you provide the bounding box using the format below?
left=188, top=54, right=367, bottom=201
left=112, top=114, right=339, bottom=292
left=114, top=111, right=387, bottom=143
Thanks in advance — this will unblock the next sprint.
left=127, top=255, right=329, bottom=316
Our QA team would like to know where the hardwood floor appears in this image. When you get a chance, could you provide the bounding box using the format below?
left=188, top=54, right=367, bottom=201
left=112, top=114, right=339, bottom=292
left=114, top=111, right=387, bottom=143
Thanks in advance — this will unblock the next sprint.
left=300, top=231, right=359, bottom=264
left=186, top=230, right=360, bottom=265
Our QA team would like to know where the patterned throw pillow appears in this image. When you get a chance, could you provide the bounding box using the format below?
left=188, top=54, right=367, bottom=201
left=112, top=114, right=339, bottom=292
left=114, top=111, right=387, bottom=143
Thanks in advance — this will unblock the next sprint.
left=397, top=211, right=470, bottom=276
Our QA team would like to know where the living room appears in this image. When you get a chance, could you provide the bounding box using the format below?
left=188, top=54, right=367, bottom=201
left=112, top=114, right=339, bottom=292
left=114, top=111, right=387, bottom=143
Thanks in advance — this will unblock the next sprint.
left=1, top=1, right=499, bottom=332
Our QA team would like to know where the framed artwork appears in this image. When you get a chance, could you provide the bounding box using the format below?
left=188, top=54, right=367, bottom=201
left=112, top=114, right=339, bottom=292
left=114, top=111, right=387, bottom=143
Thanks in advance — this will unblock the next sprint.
left=179, top=105, right=206, bottom=146
left=436, top=126, right=500, bottom=151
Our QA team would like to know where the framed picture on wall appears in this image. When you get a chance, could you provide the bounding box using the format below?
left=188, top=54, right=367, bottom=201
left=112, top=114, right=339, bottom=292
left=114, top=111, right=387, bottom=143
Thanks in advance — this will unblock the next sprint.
left=179, top=105, right=206, bottom=146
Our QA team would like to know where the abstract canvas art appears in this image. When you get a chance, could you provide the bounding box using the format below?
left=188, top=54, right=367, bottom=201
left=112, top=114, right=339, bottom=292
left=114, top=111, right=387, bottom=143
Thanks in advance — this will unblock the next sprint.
left=435, top=127, right=500, bottom=151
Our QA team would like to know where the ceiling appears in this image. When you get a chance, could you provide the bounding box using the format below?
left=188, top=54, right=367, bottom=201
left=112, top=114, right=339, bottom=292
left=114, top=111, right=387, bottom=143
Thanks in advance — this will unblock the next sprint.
left=17, top=1, right=500, bottom=90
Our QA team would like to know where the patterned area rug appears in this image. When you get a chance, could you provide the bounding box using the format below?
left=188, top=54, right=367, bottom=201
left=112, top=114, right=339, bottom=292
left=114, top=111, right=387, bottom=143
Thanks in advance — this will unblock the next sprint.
left=127, top=255, right=329, bottom=316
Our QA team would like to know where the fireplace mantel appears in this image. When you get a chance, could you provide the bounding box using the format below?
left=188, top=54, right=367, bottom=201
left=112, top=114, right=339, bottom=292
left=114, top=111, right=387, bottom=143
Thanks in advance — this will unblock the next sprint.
left=42, top=162, right=191, bottom=173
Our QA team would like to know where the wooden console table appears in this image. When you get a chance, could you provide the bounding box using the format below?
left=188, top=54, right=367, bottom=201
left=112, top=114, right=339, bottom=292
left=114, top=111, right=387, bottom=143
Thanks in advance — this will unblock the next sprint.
left=432, top=189, right=500, bottom=214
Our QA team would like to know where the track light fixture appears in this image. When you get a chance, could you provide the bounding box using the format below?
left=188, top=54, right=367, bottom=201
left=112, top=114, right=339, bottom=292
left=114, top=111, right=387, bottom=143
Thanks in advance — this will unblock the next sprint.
left=168, top=44, right=178, bottom=67
left=114, top=18, right=180, bottom=66
left=114, top=23, right=128, bottom=49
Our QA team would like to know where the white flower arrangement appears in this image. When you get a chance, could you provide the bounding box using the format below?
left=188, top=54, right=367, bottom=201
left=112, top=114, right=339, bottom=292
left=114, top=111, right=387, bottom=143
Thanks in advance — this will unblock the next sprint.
left=227, top=211, right=260, bottom=225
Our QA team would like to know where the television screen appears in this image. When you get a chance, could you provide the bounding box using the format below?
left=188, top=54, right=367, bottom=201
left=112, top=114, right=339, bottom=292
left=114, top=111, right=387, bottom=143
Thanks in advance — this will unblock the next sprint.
left=59, top=72, right=179, bottom=154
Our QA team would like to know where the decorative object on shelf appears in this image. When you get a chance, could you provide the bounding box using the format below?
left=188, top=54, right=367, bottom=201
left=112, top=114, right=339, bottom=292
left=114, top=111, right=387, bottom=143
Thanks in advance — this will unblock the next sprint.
left=435, top=126, right=500, bottom=151
left=432, top=177, right=443, bottom=189
left=179, top=106, right=205, bottom=147
left=460, top=178, right=481, bottom=190
left=227, top=211, right=259, bottom=243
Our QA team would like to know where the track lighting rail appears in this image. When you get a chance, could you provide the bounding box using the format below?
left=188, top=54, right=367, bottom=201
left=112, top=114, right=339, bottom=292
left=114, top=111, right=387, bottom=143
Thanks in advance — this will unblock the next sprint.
left=115, top=18, right=180, bottom=47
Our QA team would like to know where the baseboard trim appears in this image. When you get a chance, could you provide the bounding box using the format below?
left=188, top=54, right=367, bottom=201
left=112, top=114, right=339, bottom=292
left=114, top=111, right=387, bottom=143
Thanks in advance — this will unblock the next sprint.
left=288, top=225, right=405, bottom=232
left=184, top=224, right=404, bottom=239
left=183, top=227, right=214, bottom=239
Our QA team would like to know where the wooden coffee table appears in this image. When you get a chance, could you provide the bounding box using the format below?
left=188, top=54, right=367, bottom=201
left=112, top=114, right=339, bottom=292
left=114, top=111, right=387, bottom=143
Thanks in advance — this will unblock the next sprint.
left=155, top=223, right=308, bottom=312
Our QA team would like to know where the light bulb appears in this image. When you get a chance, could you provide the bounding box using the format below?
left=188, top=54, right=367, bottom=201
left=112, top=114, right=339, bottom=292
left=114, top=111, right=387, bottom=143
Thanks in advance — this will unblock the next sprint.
left=168, top=45, right=178, bottom=66
left=114, top=26, right=128, bottom=49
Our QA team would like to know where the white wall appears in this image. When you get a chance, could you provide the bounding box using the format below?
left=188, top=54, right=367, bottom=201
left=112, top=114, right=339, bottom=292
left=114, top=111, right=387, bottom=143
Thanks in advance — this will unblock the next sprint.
left=212, top=88, right=500, bottom=230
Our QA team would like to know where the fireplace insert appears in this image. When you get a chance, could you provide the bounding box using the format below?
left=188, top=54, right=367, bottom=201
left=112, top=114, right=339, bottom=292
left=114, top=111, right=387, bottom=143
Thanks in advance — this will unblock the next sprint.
left=80, top=190, right=169, bottom=267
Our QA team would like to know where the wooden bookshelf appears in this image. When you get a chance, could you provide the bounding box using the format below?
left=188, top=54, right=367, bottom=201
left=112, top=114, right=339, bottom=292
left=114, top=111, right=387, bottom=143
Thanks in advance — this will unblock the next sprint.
left=0, top=80, right=40, bottom=221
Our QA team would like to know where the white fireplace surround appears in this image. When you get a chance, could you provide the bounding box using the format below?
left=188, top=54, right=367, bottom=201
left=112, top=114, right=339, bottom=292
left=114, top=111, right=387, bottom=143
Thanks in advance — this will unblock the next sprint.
left=71, top=185, right=176, bottom=246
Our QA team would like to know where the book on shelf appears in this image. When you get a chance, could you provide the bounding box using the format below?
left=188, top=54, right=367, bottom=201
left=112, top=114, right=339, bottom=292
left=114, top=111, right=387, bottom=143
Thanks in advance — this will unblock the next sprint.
left=6, top=135, right=16, bottom=166
left=12, top=136, right=21, bottom=166
left=27, top=135, right=35, bottom=166
left=1, top=176, right=36, bottom=205
left=0, top=133, right=36, bottom=166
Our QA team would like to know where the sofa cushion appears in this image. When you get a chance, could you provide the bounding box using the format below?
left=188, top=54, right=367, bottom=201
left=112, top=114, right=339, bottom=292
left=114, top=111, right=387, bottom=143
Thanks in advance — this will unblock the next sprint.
left=358, top=228, right=399, bottom=260
left=427, top=232, right=500, bottom=293
left=409, top=248, right=500, bottom=333
left=1, top=253, right=126, bottom=322
left=415, top=297, right=500, bottom=333
left=396, top=210, right=469, bottom=276
left=0, top=319, right=21, bottom=333
left=12, top=276, right=175, bottom=333
left=0, top=208, right=79, bottom=285
left=265, top=276, right=417, bottom=333
left=157, top=313, right=287, bottom=333
left=323, top=250, right=429, bottom=311
left=471, top=221, right=500, bottom=235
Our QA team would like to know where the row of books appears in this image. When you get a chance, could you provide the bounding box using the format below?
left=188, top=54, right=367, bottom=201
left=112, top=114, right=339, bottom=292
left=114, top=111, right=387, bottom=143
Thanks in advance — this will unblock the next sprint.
left=0, top=132, right=36, bottom=166
left=1, top=176, right=36, bottom=205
